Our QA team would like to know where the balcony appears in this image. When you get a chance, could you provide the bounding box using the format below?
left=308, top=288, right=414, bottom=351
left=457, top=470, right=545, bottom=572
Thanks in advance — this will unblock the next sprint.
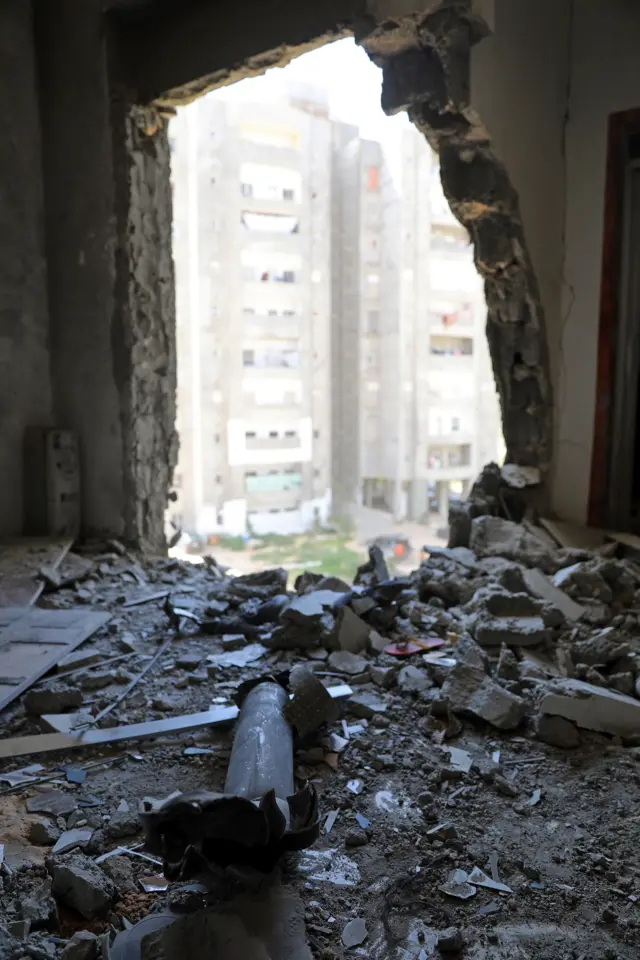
left=245, top=434, right=301, bottom=451
left=244, top=316, right=300, bottom=340
left=428, top=352, right=474, bottom=373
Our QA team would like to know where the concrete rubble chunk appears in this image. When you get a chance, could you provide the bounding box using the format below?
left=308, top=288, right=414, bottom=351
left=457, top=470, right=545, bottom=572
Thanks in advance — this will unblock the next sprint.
left=572, top=629, right=630, bottom=666
left=0, top=925, right=23, bottom=960
left=21, top=879, right=57, bottom=929
left=347, top=691, right=389, bottom=719
left=282, top=590, right=344, bottom=627
left=522, top=567, right=585, bottom=621
left=441, top=635, right=525, bottom=730
left=397, top=664, right=432, bottom=693
left=470, top=517, right=563, bottom=574
left=49, top=852, right=116, bottom=919
left=533, top=713, right=580, bottom=749
left=29, top=819, right=62, bottom=846
left=335, top=605, right=371, bottom=653
left=495, top=644, right=519, bottom=682
left=327, top=650, right=369, bottom=676
left=101, top=855, right=137, bottom=894
left=60, top=930, right=98, bottom=960
left=552, top=563, right=612, bottom=602
left=24, top=685, right=83, bottom=717
left=540, top=679, right=640, bottom=737
left=474, top=614, right=548, bottom=648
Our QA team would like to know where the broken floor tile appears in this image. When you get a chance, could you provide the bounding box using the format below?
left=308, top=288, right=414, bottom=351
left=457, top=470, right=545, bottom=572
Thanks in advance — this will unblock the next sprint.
left=51, top=828, right=93, bottom=856
left=206, top=643, right=267, bottom=669
left=347, top=691, right=388, bottom=719
left=342, top=918, right=367, bottom=948
left=26, top=791, right=77, bottom=818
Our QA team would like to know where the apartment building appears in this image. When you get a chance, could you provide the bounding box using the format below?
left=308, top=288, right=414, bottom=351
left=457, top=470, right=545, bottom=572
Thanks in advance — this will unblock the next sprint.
left=171, top=84, right=333, bottom=537
left=331, top=126, right=502, bottom=523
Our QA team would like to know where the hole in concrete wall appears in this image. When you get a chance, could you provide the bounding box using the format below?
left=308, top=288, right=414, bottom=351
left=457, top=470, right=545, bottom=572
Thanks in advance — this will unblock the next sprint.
left=165, top=34, right=503, bottom=575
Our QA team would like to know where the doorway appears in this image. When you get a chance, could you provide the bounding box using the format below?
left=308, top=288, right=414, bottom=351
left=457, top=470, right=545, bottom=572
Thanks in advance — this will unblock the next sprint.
left=590, top=109, right=640, bottom=531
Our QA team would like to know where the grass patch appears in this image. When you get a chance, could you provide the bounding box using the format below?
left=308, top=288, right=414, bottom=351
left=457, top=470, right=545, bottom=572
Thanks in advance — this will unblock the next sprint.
left=217, top=535, right=247, bottom=552
left=257, top=534, right=365, bottom=584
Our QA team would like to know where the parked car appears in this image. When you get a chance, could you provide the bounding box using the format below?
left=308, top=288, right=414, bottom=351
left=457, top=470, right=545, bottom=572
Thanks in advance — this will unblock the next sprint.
left=367, top=534, right=413, bottom=562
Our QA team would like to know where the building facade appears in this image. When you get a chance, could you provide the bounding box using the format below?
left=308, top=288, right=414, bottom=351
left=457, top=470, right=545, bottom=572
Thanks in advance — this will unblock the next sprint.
left=331, top=125, right=502, bottom=524
left=171, top=86, right=502, bottom=539
left=171, top=84, right=333, bottom=537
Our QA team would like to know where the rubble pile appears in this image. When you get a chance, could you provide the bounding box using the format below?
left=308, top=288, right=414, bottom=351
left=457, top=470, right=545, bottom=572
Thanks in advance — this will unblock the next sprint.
left=1, top=512, right=640, bottom=959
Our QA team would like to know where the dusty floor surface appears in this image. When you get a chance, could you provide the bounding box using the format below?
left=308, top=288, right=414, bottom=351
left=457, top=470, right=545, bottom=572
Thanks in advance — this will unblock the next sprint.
left=1, top=512, right=640, bottom=959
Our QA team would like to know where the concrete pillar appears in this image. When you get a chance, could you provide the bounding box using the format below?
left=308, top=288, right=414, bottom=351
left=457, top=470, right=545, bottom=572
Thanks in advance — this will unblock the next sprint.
left=35, top=0, right=176, bottom=551
left=408, top=480, right=428, bottom=521
left=0, top=2, right=52, bottom=535
left=438, top=480, right=450, bottom=520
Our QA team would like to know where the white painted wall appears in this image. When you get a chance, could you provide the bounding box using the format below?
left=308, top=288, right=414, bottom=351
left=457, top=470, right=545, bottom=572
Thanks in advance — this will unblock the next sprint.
left=470, top=0, right=640, bottom=523
left=557, top=0, right=640, bottom=521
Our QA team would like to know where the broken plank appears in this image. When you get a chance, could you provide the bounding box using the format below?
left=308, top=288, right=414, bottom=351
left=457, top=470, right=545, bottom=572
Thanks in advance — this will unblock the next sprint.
left=605, top=531, right=640, bottom=553
left=538, top=519, right=606, bottom=551
left=522, top=568, right=585, bottom=621
left=0, top=609, right=111, bottom=713
left=123, top=591, right=170, bottom=609
left=0, top=706, right=239, bottom=759
left=0, top=684, right=353, bottom=760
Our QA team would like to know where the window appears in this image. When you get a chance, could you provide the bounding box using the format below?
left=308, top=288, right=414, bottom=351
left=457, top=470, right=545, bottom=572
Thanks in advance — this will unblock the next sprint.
left=243, top=350, right=255, bottom=367
left=241, top=183, right=253, bottom=197
left=214, top=434, right=221, bottom=443
left=283, top=309, right=297, bottom=317
left=452, top=417, right=461, bottom=433
left=268, top=309, right=278, bottom=316
left=269, top=430, right=279, bottom=438
left=215, top=475, right=222, bottom=484
left=367, top=166, right=380, bottom=191
left=245, top=431, right=257, bottom=439
left=313, top=429, right=320, bottom=439
left=284, top=430, right=297, bottom=438
left=282, top=270, right=295, bottom=283
left=243, top=307, right=256, bottom=316
left=366, top=273, right=380, bottom=285
left=241, top=211, right=299, bottom=233
left=366, top=310, right=379, bottom=334
left=283, top=188, right=295, bottom=201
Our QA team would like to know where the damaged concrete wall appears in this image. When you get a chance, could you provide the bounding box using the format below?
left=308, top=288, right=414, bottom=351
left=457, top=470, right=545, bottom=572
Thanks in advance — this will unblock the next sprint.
left=362, top=0, right=557, bottom=478
left=111, top=105, right=178, bottom=553
left=470, top=0, right=570, bottom=479
left=0, top=1, right=52, bottom=534
left=36, top=1, right=177, bottom=549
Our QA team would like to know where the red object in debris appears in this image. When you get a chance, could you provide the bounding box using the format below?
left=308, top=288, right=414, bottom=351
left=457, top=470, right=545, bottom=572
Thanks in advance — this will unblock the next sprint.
left=384, top=637, right=446, bottom=657
left=393, top=543, right=406, bottom=558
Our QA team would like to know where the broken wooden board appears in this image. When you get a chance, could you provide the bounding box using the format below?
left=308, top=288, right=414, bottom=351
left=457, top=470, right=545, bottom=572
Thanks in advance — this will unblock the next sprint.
left=605, top=531, right=640, bottom=553
left=538, top=519, right=607, bottom=551
left=0, top=684, right=354, bottom=760
left=0, top=538, right=73, bottom=607
left=0, top=608, right=111, bottom=713
left=521, top=568, right=585, bottom=622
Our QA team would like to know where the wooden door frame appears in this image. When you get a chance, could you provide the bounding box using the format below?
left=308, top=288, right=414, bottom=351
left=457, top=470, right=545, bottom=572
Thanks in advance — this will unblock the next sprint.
left=588, top=107, right=640, bottom=528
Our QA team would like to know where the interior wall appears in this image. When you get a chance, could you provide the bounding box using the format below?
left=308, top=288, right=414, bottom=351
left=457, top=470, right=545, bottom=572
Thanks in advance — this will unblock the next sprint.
left=560, top=0, right=640, bottom=524
left=0, top=1, right=52, bottom=535
left=36, top=0, right=125, bottom=538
